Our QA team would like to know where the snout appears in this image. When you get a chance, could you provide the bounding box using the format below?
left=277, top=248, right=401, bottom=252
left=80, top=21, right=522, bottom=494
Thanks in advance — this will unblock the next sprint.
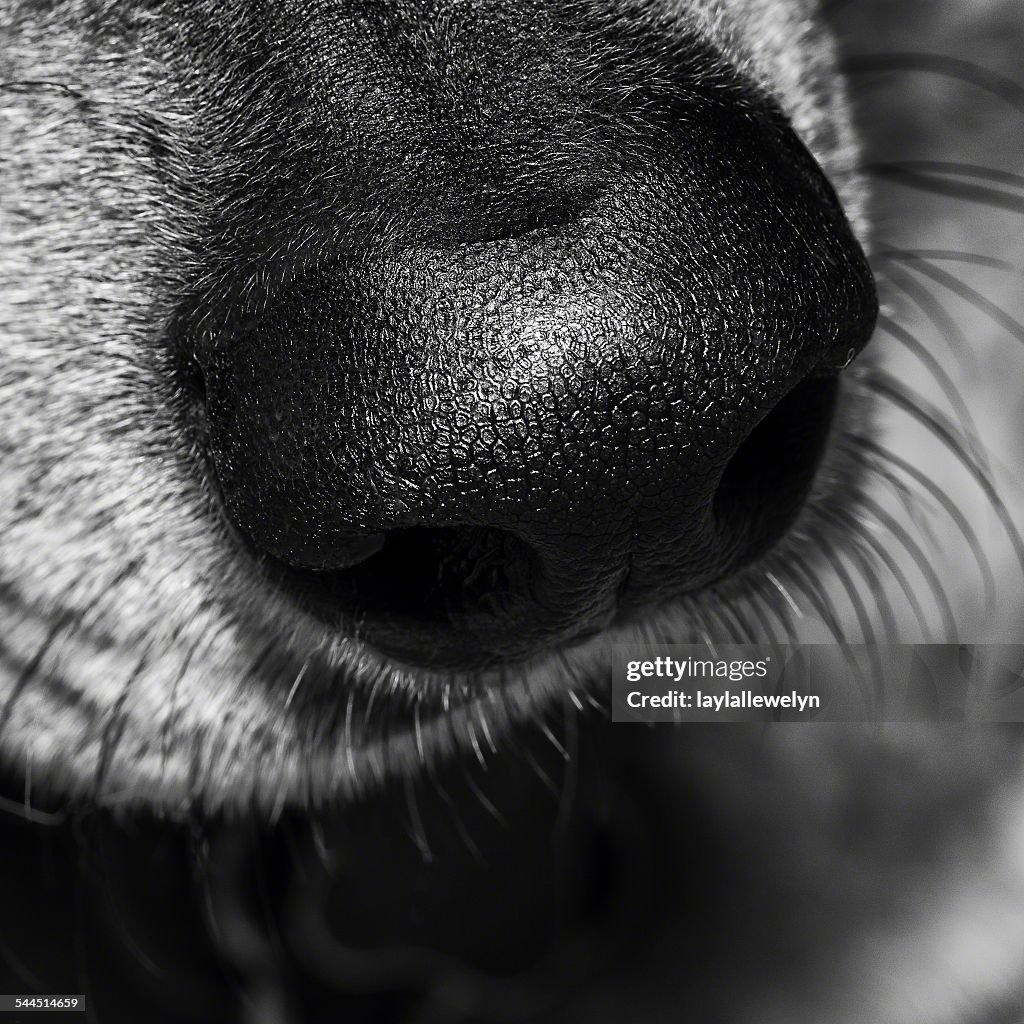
left=184, top=15, right=877, bottom=669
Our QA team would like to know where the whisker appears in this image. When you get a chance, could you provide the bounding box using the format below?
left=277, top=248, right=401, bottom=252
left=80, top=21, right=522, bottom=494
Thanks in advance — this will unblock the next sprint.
left=521, top=745, right=560, bottom=798
left=464, top=772, right=507, bottom=828
left=92, top=652, right=149, bottom=800
left=845, top=53, right=1024, bottom=116
left=871, top=371, right=1024, bottom=591
left=891, top=252, right=1024, bottom=347
left=877, top=249, right=1024, bottom=275
left=0, top=615, right=72, bottom=743
left=538, top=715, right=570, bottom=762
left=403, top=776, right=433, bottom=862
left=844, top=525, right=907, bottom=648
left=160, top=631, right=207, bottom=779
left=702, top=594, right=745, bottom=644
left=475, top=699, right=499, bottom=756
left=777, top=559, right=844, bottom=641
left=432, top=776, right=485, bottom=867
left=781, top=552, right=876, bottom=709
left=0, top=791, right=67, bottom=827
left=343, top=691, right=357, bottom=782
left=413, top=694, right=429, bottom=767
left=868, top=161, right=1024, bottom=191
left=817, top=529, right=882, bottom=646
left=852, top=435, right=997, bottom=614
left=877, top=312, right=989, bottom=469
left=681, top=595, right=720, bottom=655
left=728, top=589, right=772, bottom=645
left=813, top=526, right=887, bottom=703
left=750, top=576, right=798, bottom=645
left=736, top=588, right=787, bottom=658
left=875, top=262, right=977, bottom=374
left=865, top=164, right=1024, bottom=214
left=465, top=718, right=487, bottom=771
left=763, top=571, right=802, bottom=621
left=853, top=490, right=957, bottom=640
left=822, top=504, right=931, bottom=641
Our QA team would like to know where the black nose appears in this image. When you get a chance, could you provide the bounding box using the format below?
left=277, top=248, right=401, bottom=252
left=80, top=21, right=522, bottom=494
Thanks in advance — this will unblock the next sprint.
left=188, top=24, right=876, bottom=670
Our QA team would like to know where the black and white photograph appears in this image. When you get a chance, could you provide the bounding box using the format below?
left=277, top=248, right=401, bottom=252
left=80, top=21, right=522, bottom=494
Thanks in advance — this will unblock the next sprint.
left=3, top=1, right=1024, bottom=1021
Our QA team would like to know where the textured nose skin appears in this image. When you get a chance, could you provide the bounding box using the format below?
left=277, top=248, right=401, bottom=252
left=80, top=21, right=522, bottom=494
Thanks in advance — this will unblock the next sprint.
left=201, top=91, right=876, bottom=665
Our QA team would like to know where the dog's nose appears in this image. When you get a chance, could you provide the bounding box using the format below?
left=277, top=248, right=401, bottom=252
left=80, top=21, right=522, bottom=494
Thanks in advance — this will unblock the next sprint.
left=192, top=30, right=876, bottom=669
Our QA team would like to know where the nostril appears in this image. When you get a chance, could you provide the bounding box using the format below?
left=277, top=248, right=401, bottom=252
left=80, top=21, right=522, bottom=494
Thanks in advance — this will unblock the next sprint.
left=342, top=526, right=537, bottom=619
left=713, top=376, right=839, bottom=568
left=266, top=526, right=546, bottom=664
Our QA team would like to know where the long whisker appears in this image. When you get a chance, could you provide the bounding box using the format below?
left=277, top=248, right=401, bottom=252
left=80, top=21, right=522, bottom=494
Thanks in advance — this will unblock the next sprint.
left=764, top=571, right=802, bottom=624
left=854, top=488, right=958, bottom=641
left=877, top=249, right=1024, bottom=275
left=864, top=164, right=1024, bottom=214
left=875, top=262, right=977, bottom=373
left=738, top=584, right=787, bottom=648
left=776, top=555, right=844, bottom=642
left=888, top=252, right=1024, bottom=347
left=832, top=512, right=903, bottom=642
left=876, top=313, right=989, bottom=470
left=871, top=371, right=1024, bottom=589
left=869, top=161, right=1024, bottom=191
left=844, top=53, right=1024, bottom=115
left=703, top=593, right=748, bottom=644
left=815, top=528, right=881, bottom=646
left=822, top=503, right=933, bottom=641
left=0, top=613, right=80, bottom=752
left=782, top=547, right=877, bottom=709
left=851, top=435, right=997, bottom=613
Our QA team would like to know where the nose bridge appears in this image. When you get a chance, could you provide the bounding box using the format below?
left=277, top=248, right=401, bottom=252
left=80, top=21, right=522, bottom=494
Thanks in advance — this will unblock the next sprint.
left=271, top=0, right=594, bottom=192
